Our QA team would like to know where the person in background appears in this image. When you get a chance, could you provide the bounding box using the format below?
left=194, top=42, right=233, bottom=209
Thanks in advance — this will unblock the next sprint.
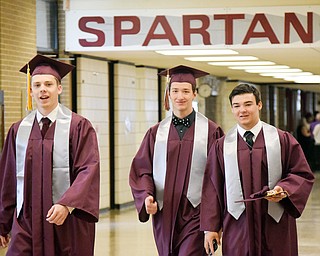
left=0, top=55, right=100, bottom=255
left=309, top=111, right=320, bottom=136
left=311, top=112, right=320, bottom=170
left=201, top=83, right=314, bottom=256
left=296, top=112, right=314, bottom=168
left=129, top=65, right=224, bottom=255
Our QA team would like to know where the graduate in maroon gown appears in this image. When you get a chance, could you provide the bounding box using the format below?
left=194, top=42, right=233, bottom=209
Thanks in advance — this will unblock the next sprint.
left=129, top=65, right=224, bottom=256
left=0, top=55, right=100, bottom=256
left=200, top=83, right=315, bottom=256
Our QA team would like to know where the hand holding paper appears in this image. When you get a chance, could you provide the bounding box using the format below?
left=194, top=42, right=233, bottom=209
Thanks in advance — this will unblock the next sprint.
left=235, top=185, right=288, bottom=203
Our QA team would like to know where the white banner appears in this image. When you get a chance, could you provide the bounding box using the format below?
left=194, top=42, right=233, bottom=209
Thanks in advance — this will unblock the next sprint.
left=65, top=6, right=320, bottom=51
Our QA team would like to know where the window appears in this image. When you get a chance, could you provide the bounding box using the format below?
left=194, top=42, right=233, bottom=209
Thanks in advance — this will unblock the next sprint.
left=36, top=0, right=58, bottom=53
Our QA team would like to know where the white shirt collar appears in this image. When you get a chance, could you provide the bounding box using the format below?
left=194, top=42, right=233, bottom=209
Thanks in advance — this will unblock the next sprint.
left=237, top=120, right=262, bottom=141
left=36, top=104, right=59, bottom=123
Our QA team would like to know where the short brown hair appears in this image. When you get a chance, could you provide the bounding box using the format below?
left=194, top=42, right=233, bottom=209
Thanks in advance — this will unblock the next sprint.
left=229, top=83, right=261, bottom=105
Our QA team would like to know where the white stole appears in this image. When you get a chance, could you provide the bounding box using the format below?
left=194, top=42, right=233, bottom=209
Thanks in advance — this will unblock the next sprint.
left=224, top=122, right=284, bottom=222
left=153, top=112, right=208, bottom=210
left=16, top=104, right=72, bottom=216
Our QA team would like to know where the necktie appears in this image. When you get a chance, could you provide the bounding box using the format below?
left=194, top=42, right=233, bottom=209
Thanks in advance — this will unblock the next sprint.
left=244, top=131, right=254, bottom=149
left=172, top=116, right=191, bottom=127
left=41, top=117, right=51, bottom=138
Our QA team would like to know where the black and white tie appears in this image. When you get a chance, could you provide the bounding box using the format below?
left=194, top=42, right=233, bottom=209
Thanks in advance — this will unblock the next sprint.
left=172, top=116, right=191, bottom=128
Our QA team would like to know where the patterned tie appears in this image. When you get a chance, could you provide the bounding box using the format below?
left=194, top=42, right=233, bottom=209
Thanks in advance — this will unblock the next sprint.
left=41, top=117, right=51, bottom=138
left=244, top=131, right=254, bottom=149
left=172, top=116, right=191, bottom=127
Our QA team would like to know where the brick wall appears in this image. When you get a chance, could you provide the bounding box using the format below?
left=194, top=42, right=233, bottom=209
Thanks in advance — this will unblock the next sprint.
left=0, top=0, right=37, bottom=135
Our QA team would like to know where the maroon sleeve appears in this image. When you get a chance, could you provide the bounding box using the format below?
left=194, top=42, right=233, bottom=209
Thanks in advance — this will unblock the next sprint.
left=207, top=121, right=224, bottom=152
left=129, top=126, right=158, bottom=222
left=200, top=138, right=225, bottom=232
left=0, top=123, right=19, bottom=236
left=277, top=131, right=315, bottom=218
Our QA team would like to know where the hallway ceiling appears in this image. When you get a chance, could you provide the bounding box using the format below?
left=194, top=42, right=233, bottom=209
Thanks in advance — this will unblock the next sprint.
left=69, top=0, right=320, bottom=92
left=85, top=47, right=320, bottom=88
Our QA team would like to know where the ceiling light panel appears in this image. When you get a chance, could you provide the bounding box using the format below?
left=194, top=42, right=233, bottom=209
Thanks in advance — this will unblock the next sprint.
left=229, top=65, right=290, bottom=70
left=185, top=56, right=258, bottom=61
left=245, top=68, right=302, bottom=73
left=260, top=72, right=313, bottom=77
left=155, top=49, right=239, bottom=55
left=285, top=75, right=320, bottom=83
left=208, top=61, right=275, bottom=66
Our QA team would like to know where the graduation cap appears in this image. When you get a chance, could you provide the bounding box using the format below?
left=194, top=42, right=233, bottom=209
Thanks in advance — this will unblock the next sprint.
left=158, top=65, right=209, bottom=111
left=20, top=54, right=75, bottom=82
left=20, top=54, right=75, bottom=111
left=158, top=65, right=208, bottom=86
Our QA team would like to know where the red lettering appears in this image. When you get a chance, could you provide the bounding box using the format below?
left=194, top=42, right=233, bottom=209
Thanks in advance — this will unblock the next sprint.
left=214, top=14, right=245, bottom=45
left=183, top=15, right=211, bottom=45
left=285, top=12, right=313, bottom=43
left=78, top=17, right=105, bottom=47
left=114, top=16, right=140, bottom=46
left=143, top=16, right=179, bottom=46
left=243, top=14, right=280, bottom=44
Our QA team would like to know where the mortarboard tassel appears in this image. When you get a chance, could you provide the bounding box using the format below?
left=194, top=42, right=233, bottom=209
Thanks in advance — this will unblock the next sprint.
left=163, top=70, right=170, bottom=111
left=26, top=64, right=32, bottom=111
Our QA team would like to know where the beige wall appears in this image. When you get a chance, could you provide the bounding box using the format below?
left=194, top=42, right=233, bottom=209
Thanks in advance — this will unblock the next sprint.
left=77, top=56, right=110, bottom=209
left=114, top=63, right=158, bottom=205
left=215, top=82, right=237, bottom=131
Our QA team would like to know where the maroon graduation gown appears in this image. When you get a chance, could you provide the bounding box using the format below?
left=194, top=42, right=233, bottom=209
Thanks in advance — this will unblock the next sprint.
left=200, top=129, right=315, bottom=256
left=129, top=120, right=224, bottom=256
left=0, top=113, right=100, bottom=256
